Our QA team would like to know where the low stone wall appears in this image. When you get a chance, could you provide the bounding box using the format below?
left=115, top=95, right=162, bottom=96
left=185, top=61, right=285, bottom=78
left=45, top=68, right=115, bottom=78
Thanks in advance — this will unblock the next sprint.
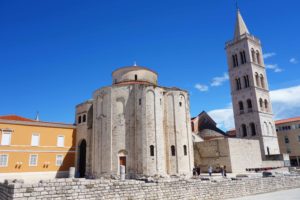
left=1, top=176, right=300, bottom=200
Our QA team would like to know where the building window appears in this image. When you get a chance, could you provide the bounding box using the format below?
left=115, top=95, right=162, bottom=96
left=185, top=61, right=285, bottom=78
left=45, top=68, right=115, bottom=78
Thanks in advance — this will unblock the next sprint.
left=240, top=51, right=247, bottom=64
left=139, top=99, right=142, bottom=105
left=29, top=154, right=38, bottom=166
left=260, top=74, right=265, bottom=89
left=236, top=78, right=242, bottom=90
left=150, top=145, right=154, bottom=156
left=247, top=99, right=252, bottom=112
left=251, top=49, right=256, bottom=63
left=239, top=101, right=244, bottom=114
left=31, top=134, right=40, bottom=146
left=264, top=99, right=268, bottom=111
left=232, top=54, right=239, bottom=67
left=57, top=136, right=65, bottom=147
left=255, top=73, right=260, bottom=87
left=256, top=51, right=261, bottom=65
left=56, top=155, right=63, bottom=166
left=135, top=74, right=138, bottom=81
left=171, top=145, right=176, bottom=156
left=250, top=123, right=256, bottom=136
left=1, top=131, right=11, bottom=146
left=242, top=124, right=247, bottom=137
left=259, top=98, right=263, bottom=110
left=183, top=145, right=187, bottom=156
left=0, top=155, right=8, bottom=167
left=287, top=147, right=291, bottom=154
left=78, top=116, right=82, bottom=124
left=83, top=114, right=86, bottom=123
left=284, top=136, right=289, bottom=144
left=243, top=75, right=250, bottom=88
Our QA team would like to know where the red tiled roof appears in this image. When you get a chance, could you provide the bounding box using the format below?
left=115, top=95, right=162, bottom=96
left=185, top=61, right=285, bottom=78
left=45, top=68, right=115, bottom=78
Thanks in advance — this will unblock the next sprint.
left=0, top=115, right=74, bottom=127
left=275, top=116, right=300, bottom=125
left=0, top=115, right=36, bottom=122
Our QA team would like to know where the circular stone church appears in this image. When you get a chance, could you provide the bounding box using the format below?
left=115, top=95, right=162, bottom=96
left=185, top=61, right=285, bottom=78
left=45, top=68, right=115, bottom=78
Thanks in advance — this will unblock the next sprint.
left=75, top=66, right=194, bottom=179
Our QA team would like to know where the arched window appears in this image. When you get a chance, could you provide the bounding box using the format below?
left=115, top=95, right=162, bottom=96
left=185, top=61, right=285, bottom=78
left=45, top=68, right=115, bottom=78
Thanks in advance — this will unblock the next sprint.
left=183, top=145, right=187, bottom=156
left=239, top=101, right=244, bottom=113
left=82, top=114, right=86, bottom=123
left=243, top=51, right=247, bottom=63
left=78, top=116, right=82, bottom=124
left=264, top=99, right=268, bottom=111
left=236, top=78, right=241, bottom=90
left=259, top=98, right=263, bottom=110
left=250, top=123, right=256, bottom=136
left=255, top=73, right=260, bottom=87
left=251, top=49, right=256, bottom=63
left=150, top=145, right=154, bottom=156
left=242, top=124, right=247, bottom=137
left=135, top=74, right=138, bottom=81
left=240, top=51, right=246, bottom=64
left=256, top=51, right=261, bottom=65
left=171, top=145, right=176, bottom=156
left=232, top=55, right=236, bottom=68
left=243, top=75, right=250, bottom=88
left=260, top=74, right=265, bottom=89
left=247, top=99, right=252, bottom=112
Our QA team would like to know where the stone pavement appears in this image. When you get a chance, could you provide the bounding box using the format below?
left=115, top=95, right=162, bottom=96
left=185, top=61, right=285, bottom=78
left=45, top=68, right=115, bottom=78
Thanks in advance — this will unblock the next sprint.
left=231, top=188, right=300, bottom=200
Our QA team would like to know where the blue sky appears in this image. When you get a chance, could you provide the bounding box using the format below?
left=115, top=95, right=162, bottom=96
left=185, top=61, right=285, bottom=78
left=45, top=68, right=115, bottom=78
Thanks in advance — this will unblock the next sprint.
left=0, top=1, right=300, bottom=130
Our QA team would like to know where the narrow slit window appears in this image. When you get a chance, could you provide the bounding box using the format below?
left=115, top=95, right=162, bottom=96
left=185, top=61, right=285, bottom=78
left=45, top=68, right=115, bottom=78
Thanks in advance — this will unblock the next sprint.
left=150, top=145, right=154, bottom=156
left=171, top=145, right=176, bottom=156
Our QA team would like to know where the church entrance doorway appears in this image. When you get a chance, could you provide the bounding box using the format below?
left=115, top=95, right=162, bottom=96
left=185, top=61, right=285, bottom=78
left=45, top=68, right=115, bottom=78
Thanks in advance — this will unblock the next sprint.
left=119, top=156, right=126, bottom=172
left=78, top=140, right=86, bottom=178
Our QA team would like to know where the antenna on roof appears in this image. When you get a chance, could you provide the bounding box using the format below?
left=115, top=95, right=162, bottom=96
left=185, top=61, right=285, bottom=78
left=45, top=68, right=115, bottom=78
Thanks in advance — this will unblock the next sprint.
left=35, top=111, right=39, bottom=121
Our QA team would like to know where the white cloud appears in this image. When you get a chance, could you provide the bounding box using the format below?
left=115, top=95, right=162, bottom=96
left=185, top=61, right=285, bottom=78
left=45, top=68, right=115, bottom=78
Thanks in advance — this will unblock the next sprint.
left=289, top=58, right=298, bottom=64
left=207, top=85, right=300, bottom=131
left=265, top=64, right=283, bottom=73
left=208, top=104, right=234, bottom=131
left=263, top=52, right=276, bottom=59
left=211, top=73, right=229, bottom=87
left=194, top=84, right=208, bottom=92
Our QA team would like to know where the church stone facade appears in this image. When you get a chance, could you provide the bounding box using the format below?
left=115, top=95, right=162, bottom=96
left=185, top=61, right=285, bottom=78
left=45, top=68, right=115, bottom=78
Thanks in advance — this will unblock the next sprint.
left=75, top=66, right=194, bottom=179
left=225, top=10, right=280, bottom=158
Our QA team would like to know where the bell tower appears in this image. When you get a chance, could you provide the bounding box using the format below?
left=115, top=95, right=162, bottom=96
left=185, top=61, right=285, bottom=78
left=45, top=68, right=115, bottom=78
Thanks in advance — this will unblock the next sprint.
left=225, top=10, right=280, bottom=158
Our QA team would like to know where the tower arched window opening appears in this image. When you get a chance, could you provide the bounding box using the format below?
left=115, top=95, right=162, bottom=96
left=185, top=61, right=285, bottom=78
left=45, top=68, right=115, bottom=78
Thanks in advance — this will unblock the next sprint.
left=260, top=74, right=265, bottom=89
left=250, top=123, right=256, bottom=136
left=259, top=98, right=263, bottom=110
left=183, top=145, right=187, bottom=156
left=247, top=99, right=252, bottom=112
left=150, top=145, right=155, bottom=156
left=171, top=145, right=176, bottom=156
left=256, top=51, right=261, bottom=65
left=264, top=99, right=268, bottom=111
left=255, top=73, right=260, bottom=87
left=242, top=124, right=247, bottom=137
left=239, top=101, right=244, bottom=114
left=83, top=114, right=86, bottom=123
left=135, top=74, right=138, bottom=81
left=78, top=116, right=82, bottom=124
left=251, top=49, right=256, bottom=63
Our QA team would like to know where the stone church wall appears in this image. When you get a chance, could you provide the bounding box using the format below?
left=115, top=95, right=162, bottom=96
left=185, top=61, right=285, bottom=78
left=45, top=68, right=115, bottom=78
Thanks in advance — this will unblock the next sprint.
left=1, top=176, right=300, bottom=200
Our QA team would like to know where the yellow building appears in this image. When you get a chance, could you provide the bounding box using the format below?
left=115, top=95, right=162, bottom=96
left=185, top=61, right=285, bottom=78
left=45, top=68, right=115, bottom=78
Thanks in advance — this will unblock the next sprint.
left=0, top=115, right=76, bottom=181
left=276, top=117, right=300, bottom=167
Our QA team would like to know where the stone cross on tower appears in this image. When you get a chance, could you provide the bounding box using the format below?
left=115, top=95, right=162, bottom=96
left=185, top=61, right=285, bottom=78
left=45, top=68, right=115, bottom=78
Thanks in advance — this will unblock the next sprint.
left=225, top=9, right=280, bottom=158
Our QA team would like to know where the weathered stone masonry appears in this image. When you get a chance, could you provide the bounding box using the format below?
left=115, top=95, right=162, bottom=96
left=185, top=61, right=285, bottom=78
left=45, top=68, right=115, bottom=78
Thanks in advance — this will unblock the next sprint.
left=1, top=176, right=300, bottom=200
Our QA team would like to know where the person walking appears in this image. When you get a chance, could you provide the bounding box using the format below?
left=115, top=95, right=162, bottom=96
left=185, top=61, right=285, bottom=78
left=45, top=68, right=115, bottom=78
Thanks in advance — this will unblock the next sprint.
left=223, top=165, right=227, bottom=178
left=208, top=165, right=213, bottom=177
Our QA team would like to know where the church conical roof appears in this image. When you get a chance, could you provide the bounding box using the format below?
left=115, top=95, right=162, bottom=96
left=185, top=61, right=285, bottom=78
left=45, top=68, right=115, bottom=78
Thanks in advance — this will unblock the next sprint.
left=234, top=10, right=249, bottom=40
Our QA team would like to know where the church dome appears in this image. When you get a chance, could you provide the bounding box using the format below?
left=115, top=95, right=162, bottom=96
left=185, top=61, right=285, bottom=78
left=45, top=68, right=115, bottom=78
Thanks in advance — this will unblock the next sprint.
left=112, top=65, right=158, bottom=85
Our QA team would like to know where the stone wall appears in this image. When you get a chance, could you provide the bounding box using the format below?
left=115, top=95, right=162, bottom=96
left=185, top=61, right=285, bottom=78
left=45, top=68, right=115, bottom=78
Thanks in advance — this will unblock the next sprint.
left=1, top=176, right=300, bottom=200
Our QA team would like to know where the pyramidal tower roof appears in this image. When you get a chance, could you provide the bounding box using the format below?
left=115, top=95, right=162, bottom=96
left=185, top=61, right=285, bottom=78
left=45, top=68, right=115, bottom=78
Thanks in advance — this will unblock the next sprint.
left=234, top=9, right=250, bottom=40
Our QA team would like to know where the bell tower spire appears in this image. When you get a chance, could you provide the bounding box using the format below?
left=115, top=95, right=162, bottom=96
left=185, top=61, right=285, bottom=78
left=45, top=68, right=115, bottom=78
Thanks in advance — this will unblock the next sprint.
left=234, top=9, right=250, bottom=40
